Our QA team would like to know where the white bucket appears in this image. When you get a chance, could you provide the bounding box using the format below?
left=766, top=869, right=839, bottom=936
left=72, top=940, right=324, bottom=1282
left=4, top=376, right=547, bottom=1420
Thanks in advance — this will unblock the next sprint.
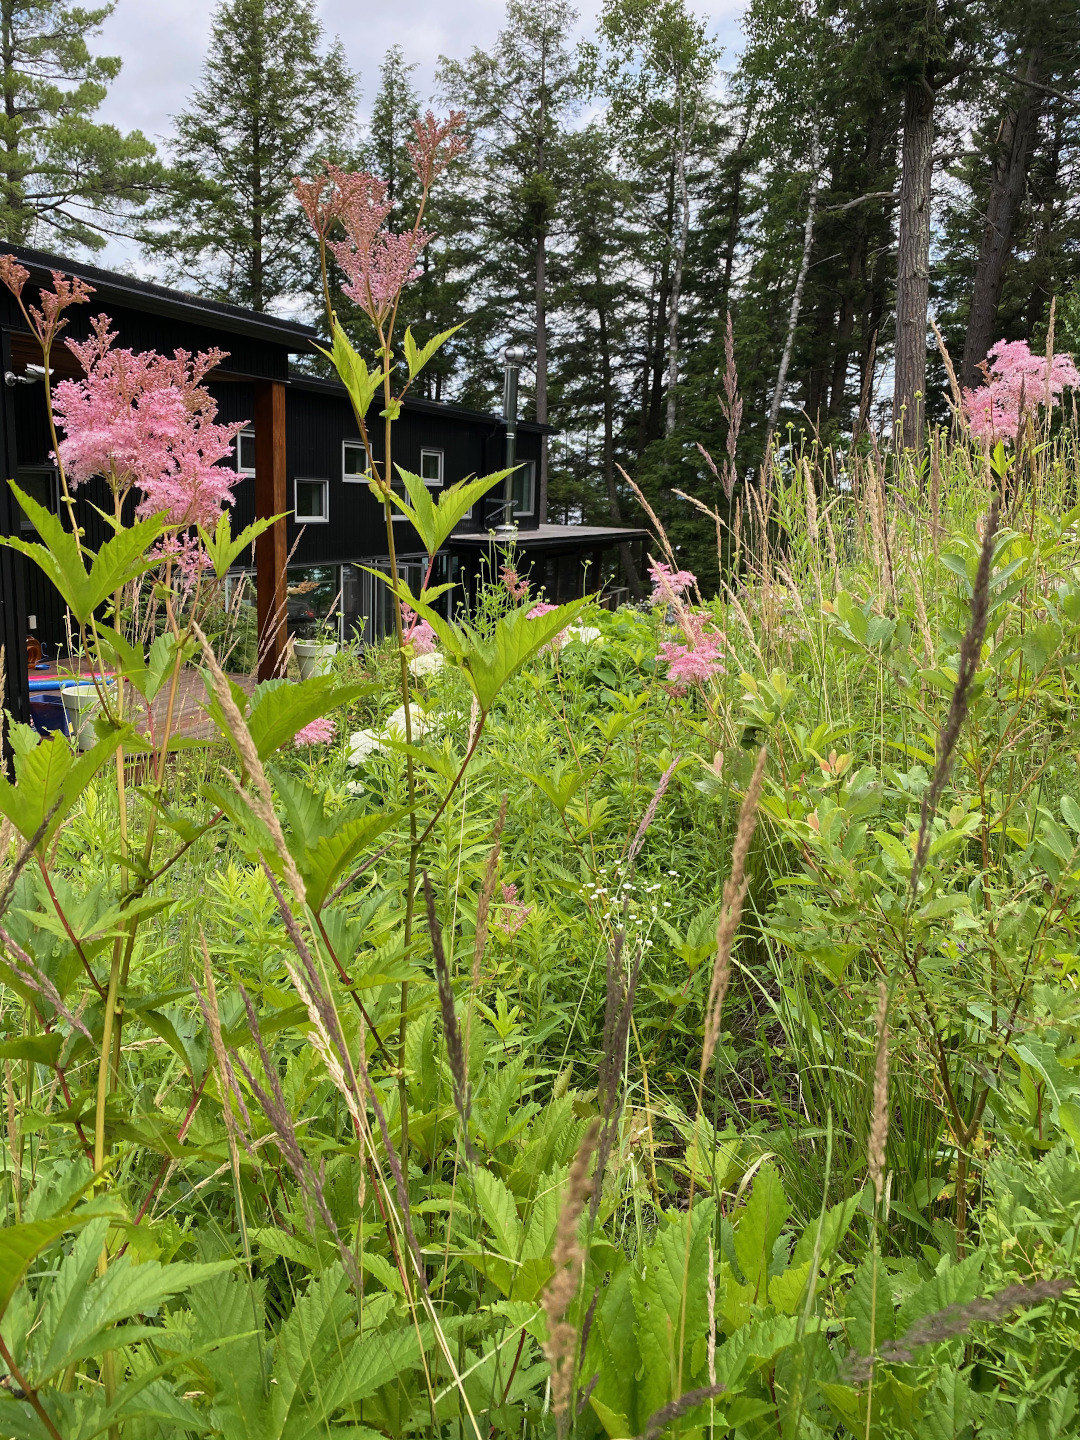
left=61, top=683, right=110, bottom=751
left=294, top=641, right=338, bottom=680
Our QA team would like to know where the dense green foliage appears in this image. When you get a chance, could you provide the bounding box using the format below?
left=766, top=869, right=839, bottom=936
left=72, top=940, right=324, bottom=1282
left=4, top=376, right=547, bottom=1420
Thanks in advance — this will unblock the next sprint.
left=4, top=418, right=1080, bottom=1435
left=0, top=0, right=158, bottom=250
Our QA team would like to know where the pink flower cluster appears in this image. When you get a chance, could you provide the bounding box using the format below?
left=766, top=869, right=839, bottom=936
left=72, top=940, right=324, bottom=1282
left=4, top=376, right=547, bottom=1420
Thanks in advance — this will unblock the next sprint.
left=659, top=612, right=726, bottom=694
left=401, top=602, right=437, bottom=654
left=294, top=112, right=466, bottom=328
left=52, top=315, right=242, bottom=527
left=495, top=881, right=532, bottom=936
left=501, top=564, right=529, bottom=600
left=294, top=716, right=336, bottom=748
left=648, top=558, right=696, bottom=605
left=527, top=600, right=568, bottom=652
left=961, top=339, right=1080, bottom=443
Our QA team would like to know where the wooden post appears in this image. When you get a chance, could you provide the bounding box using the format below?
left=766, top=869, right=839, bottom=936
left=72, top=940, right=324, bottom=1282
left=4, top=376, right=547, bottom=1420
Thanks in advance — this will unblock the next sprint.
left=254, top=379, right=287, bottom=682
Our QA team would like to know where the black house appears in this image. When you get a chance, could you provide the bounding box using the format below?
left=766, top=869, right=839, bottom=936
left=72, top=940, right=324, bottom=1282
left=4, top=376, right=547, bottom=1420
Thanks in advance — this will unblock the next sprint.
left=0, top=246, right=646, bottom=728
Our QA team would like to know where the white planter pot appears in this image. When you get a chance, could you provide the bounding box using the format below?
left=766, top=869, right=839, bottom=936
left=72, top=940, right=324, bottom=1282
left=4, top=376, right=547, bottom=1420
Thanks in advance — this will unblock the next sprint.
left=294, top=641, right=338, bottom=680
left=61, top=682, right=111, bottom=751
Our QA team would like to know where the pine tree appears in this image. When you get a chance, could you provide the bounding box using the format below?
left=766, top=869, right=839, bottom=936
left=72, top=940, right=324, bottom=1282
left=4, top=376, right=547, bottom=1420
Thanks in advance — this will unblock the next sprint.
left=437, top=0, right=583, bottom=519
left=140, top=0, right=358, bottom=313
left=0, top=0, right=159, bottom=250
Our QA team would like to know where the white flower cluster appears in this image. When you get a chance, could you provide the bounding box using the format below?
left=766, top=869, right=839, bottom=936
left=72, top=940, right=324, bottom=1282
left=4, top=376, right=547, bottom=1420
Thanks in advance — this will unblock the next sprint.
left=347, top=704, right=433, bottom=767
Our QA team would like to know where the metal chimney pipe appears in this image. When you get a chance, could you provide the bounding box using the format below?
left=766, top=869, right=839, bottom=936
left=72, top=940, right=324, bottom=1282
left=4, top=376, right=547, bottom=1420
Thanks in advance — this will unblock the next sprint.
left=495, top=345, right=526, bottom=538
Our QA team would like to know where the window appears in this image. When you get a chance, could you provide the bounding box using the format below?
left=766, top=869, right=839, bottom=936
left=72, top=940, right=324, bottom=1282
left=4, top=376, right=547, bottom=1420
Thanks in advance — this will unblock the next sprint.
left=512, top=459, right=536, bottom=517
left=419, top=449, right=443, bottom=485
left=236, top=430, right=256, bottom=474
left=294, top=478, right=329, bottom=523
left=14, top=468, right=57, bottom=536
left=343, top=441, right=369, bottom=482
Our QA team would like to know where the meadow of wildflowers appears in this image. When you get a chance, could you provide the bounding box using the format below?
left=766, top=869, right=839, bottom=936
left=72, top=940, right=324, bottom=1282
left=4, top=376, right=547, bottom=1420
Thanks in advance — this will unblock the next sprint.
left=2, top=117, right=1080, bottom=1440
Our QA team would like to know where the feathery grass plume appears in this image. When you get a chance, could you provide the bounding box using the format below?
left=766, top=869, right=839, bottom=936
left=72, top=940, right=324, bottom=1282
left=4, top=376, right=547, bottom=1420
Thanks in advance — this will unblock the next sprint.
left=868, top=981, right=890, bottom=1206
left=591, top=933, right=642, bottom=1223
left=192, top=620, right=306, bottom=905
left=638, top=1385, right=726, bottom=1440
left=674, top=485, right=724, bottom=573
left=930, top=317, right=964, bottom=428
left=910, top=497, right=1000, bottom=893
left=823, top=502, right=840, bottom=592
left=702, top=746, right=767, bottom=1079
left=803, top=457, right=820, bottom=549
left=721, top=310, right=742, bottom=501
left=0, top=923, right=92, bottom=1039
left=232, top=984, right=362, bottom=1287
left=911, top=564, right=935, bottom=670
left=193, top=931, right=251, bottom=1133
left=845, top=1276, right=1074, bottom=1383
left=541, top=1117, right=600, bottom=1438
left=424, top=872, right=474, bottom=1158
left=627, top=756, right=680, bottom=865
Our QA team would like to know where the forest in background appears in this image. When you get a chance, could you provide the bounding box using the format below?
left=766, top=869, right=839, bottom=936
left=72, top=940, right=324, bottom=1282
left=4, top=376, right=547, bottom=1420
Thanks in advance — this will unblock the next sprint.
left=1, top=0, right=1078, bottom=588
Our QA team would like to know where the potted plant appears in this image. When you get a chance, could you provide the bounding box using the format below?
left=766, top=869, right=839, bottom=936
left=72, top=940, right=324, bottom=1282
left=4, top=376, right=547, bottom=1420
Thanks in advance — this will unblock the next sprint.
left=61, top=681, right=112, bottom=751
left=293, top=619, right=339, bottom=679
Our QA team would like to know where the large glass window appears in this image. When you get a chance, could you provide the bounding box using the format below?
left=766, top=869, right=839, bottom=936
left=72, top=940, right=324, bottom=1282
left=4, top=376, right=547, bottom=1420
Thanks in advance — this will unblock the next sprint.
left=512, top=459, right=536, bottom=517
left=295, top=477, right=329, bottom=522
left=287, top=565, right=341, bottom=642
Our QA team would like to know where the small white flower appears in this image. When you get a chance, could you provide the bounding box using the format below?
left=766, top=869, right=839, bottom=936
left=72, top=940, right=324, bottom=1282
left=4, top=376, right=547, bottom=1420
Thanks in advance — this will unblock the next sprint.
left=345, top=780, right=365, bottom=796
left=566, top=625, right=603, bottom=645
left=408, top=651, right=445, bottom=678
left=346, top=729, right=383, bottom=766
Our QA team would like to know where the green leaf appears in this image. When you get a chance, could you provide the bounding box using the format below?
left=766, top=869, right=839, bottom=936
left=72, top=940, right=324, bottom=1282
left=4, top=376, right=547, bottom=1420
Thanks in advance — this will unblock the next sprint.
left=0, top=1215, right=89, bottom=1323
left=402, top=323, right=462, bottom=379
left=316, top=324, right=385, bottom=421
left=733, top=1162, right=790, bottom=1302
left=197, top=510, right=282, bottom=579
left=0, top=1034, right=65, bottom=1066
left=205, top=674, right=369, bottom=762
left=845, top=1255, right=895, bottom=1355
left=472, top=1168, right=524, bottom=1258
left=0, top=725, right=132, bottom=850
left=389, top=466, right=510, bottom=557
left=3, top=487, right=166, bottom=626
left=402, top=590, right=590, bottom=712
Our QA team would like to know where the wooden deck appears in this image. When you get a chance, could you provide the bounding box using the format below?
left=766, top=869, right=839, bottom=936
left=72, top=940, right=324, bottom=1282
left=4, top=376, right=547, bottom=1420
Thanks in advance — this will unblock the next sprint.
left=33, top=666, right=257, bottom=745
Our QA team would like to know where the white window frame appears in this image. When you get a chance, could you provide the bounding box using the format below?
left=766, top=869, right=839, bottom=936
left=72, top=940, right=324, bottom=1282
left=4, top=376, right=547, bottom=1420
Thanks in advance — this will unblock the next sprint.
left=236, top=429, right=256, bottom=475
left=342, top=439, right=370, bottom=483
left=294, top=477, right=329, bottom=524
left=419, top=448, right=444, bottom=486
left=513, top=458, right=536, bottom=518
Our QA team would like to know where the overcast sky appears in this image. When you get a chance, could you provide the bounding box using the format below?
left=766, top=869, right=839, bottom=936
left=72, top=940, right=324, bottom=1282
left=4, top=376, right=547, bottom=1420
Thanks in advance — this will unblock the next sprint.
left=93, top=0, right=746, bottom=273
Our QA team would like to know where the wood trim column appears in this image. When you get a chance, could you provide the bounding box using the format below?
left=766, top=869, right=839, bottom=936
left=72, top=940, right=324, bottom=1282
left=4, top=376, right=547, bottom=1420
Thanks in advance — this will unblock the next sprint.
left=254, top=378, right=288, bottom=682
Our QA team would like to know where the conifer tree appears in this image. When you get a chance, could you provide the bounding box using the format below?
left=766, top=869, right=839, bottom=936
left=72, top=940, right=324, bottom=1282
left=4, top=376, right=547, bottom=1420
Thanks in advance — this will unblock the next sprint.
left=438, top=0, right=583, bottom=520
left=140, top=0, right=357, bottom=313
left=0, top=0, right=158, bottom=250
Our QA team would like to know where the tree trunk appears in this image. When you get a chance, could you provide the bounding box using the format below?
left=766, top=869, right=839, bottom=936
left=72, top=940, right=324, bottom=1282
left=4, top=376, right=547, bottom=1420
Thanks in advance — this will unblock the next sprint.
left=893, top=78, right=935, bottom=448
left=535, top=227, right=549, bottom=521
left=664, top=85, right=691, bottom=438
left=765, top=129, right=821, bottom=447
left=597, top=295, right=644, bottom=599
left=960, top=46, right=1046, bottom=387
